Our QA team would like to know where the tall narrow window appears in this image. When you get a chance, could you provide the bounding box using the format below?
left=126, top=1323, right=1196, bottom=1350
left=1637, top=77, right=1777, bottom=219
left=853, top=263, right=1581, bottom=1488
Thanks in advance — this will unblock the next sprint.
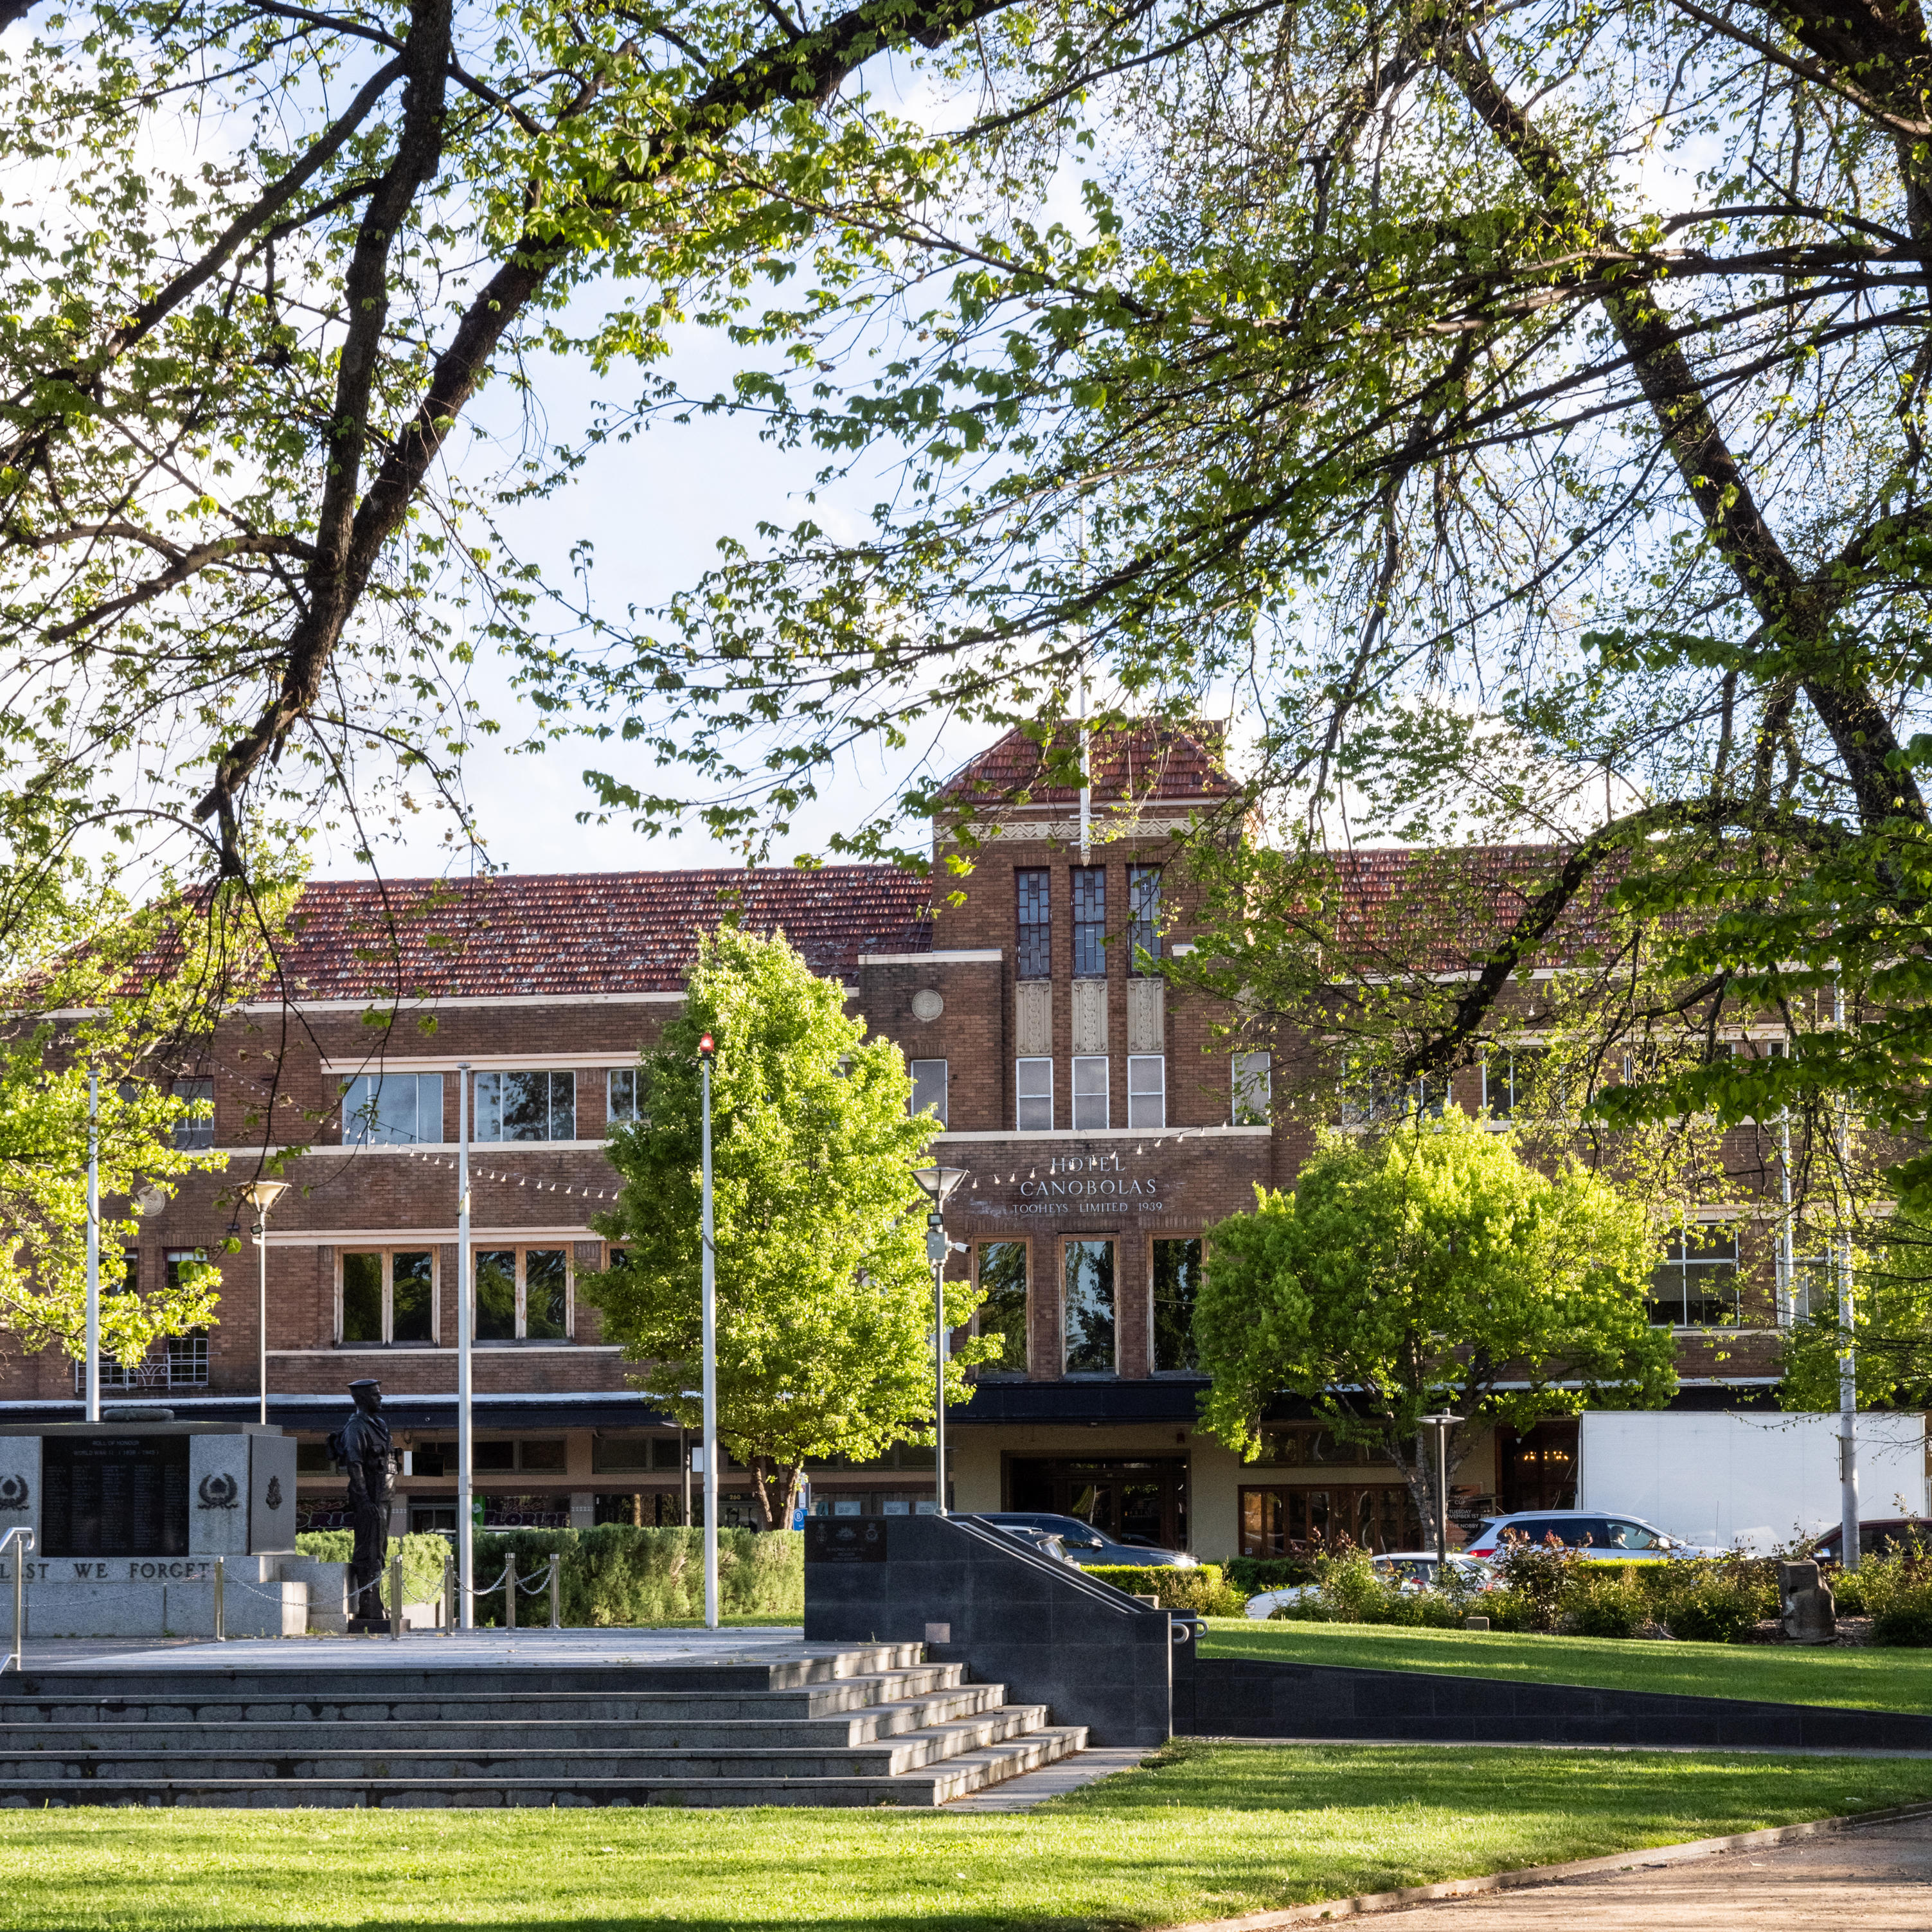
left=1233, top=1051, right=1273, bottom=1125
left=910, top=1059, right=949, bottom=1126
left=1016, top=1057, right=1053, bottom=1131
left=1063, top=1239, right=1116, bottom=1373
left=976, top=1240, right=1028, bottom=1375
left=1127, top=1054, right=1165, bottom=1129
left=1152, top=1237, right=1203, bottom=1371
left=342, top=1072, right=444, bottom=1145
left=170, top=1078, right=215, bottom=1150
left=476, top=1069, right=577, bottom=1141
left=607, top=1068, right=641, bottom=1127
left=1128, top=864, right=1162, bottom=973
left=1071, top=866, right=1107, bottom=978
left=476, top=1249, right=518, bottom=1340
left=1015, top=870, right=1051, bottom=979
left=1072, top=1054, right=1109, bottom=1130
left=1485, top=1046, right=1546, bottom=1120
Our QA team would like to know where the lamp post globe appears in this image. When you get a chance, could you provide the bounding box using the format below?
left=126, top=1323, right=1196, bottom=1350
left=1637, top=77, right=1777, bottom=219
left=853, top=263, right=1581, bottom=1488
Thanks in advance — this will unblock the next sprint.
left=241, top=1179, right=291, bottom=1427
left=911, top=1165, right=969, bottom=1516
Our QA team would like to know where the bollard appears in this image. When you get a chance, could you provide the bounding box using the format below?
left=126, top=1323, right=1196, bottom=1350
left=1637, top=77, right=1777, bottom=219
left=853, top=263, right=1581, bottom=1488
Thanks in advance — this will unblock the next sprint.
left=442, top=1548, right=454, bottom=1635
left=213, top=1556, right=225, bottom=1642
left=548, top=1553, right=560, bottom=1630
left=505, top=1552, right=517, bottom=1631
left=390, top=1553, right=404, bottom=1640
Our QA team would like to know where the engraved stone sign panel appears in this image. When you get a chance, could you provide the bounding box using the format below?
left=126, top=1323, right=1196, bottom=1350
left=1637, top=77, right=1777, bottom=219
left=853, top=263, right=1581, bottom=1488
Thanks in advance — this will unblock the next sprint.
left=249, top=1433, right=298, bottom=1554
left=188, top=1434, right=251, bottom=1556
left=805, top=1519, right=888, bottom=1564
left=0, top=1435, right=39, bottom=1557
left=40, top=1435, right=190, bottom=1558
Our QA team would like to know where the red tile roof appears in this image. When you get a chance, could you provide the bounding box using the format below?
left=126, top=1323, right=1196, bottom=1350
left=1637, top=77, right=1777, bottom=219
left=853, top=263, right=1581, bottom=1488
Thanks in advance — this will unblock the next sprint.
left=936, top=722, right=1240, bottom=809
left=266, top=867, right=933, bottom=1001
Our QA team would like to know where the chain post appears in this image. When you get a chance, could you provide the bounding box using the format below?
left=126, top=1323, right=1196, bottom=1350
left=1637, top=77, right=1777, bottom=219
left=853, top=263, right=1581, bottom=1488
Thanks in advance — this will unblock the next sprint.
left=548, top=1553, right=560, bottom=1630
left=505, top=1552, right=517, bottom=1631
left=213, top=1557, right=224, bottom=1642
left=442, top=1547, right=454, bottom=1634
left=390, top=1553, right=404, bottom=1640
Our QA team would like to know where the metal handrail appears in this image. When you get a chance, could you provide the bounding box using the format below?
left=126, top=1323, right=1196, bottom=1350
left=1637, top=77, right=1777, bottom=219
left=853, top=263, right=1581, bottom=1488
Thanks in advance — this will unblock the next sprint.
left=1, top=1526, right=34, bottom=1674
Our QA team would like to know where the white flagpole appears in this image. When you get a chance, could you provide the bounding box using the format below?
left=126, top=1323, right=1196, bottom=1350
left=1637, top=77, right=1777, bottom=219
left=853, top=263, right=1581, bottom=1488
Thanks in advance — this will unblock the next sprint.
left=85, top=1070, right=100, bottom=1423
left=457, top=1060, right=474, bottom=1627
left=700, top=1037, right=719, bottom=1631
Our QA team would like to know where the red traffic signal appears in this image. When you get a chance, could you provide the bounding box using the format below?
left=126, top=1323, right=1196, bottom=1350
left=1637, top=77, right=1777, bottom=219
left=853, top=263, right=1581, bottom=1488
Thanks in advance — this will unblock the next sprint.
left=697, top=1033, right=715, bottom=1059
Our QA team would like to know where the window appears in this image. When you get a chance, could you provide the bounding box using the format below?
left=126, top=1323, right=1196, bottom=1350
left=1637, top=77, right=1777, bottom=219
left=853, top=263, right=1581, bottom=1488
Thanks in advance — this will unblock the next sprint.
left=1071, top=866, right=1106, bottom=978
left=1072, top=1053, right=1109, bottom=1130
left=77, top=1255, right=210, bottom=1390
left=339, top=1249, right=438, bottom=1344
left=607, top=1068, right=641, bottom=1128
left=910, top=1059, right=949, bottom=1127
left=170, top=1078, right=214, bottom=1150
left=1339, top=1060, right=1438, bottom=1127
left=473, top=1246, right=572, bottom=1340
left=475, top=1069, right=576, bottom=1141
left=1647, top=1226, right=1740, bottom=1328
left=1016, top=870, right=1051, bottom=980
left=1127, top=865, right=1161, bottom=974
left=1152, top=1237, right=1202, bottom=1372
left=1016, top=1056, right=1053, bottom=1131
left=341, top=1072, right=444, bottom=1146
left=1064, top=1239, right=1116, bottom=1373
left=1485, top=1046, right=1546, bottom=1120
left=1127, top=1054, right=1165, bottom=1129
left=976, top=1241, right=1028, bottom=1375
left=1233, top=1051, right=1272, bottom=1125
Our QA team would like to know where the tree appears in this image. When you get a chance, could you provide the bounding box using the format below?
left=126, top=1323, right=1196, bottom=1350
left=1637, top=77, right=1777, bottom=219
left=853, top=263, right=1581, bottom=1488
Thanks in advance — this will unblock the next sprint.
left=581, top=926, right=995, bottom=1528
left=1194, top=1108, right=1674, bottom=1534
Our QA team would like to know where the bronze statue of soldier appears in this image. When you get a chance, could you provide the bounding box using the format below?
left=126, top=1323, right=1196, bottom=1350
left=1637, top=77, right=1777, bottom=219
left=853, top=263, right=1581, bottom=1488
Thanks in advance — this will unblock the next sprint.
left=332, top=1378, right=397, bottom=1632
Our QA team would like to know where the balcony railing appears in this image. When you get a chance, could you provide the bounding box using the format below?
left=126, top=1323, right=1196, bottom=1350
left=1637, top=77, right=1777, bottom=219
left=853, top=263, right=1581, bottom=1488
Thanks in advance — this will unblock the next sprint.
left=72, top=1337, right=210, bottom=1392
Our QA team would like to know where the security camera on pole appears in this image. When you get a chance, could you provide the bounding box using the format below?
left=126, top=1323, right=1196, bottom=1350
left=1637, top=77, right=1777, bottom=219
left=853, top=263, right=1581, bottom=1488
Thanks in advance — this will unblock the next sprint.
left=698, top=1031, right=719, bottom=1629
left=911, top=1165, right=967, bottom=1515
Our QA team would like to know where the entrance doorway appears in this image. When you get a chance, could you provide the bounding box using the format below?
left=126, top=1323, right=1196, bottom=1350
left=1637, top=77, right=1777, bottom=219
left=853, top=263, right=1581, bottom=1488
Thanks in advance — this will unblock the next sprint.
left=1004, top=1456, right=1189, bottom=1551
left=1496, top=1418, right=1579, bottom=1513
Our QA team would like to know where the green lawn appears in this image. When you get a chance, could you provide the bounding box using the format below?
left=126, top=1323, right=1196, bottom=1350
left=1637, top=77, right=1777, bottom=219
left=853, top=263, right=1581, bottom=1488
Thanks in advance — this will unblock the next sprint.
left=2, top=1742, right=1928, bottom=1930
left=1201, top=1616, right=1932, bottom=1711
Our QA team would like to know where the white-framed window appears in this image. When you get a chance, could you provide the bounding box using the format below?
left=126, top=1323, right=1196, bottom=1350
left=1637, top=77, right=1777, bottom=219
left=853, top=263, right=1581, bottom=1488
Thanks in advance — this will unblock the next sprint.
left=1483, top=1045, right=1546, bottom=1120
left=607, top=1068, right=641, bottom=1129
left=1072, top=1053, right=1109, bottom=1130
left=1233, top=1051, right=1272, bottom=1125
left=1645, top=1226, right=1740, bottom=1328
left=1016, top=1056, right=1054, bottom=1131
left=475, top=1069, right=577, bottom=1142
left=342, top=1072, right=444, bottom=1146
left=1339, top=1059, right=1439, bottom=1127
left=910, top=1059, right=949, bottom=1127
left=171, top=1077, right=215, bottom=1150
left=473, top=1246, right=572, bottom=1341
left=1127, top=1054, right=1165, bottom=1129
left=339, top=1248, right=438, bottom=1345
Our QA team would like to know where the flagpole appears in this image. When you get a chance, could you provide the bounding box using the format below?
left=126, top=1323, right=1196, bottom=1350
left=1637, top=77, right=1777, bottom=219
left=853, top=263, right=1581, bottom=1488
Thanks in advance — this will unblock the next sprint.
left=85, top=1070, right=100, bottom=1424
left=699, top=1033, right=719, bottom=1632
left=457, top=1060, right=474, bottom=1627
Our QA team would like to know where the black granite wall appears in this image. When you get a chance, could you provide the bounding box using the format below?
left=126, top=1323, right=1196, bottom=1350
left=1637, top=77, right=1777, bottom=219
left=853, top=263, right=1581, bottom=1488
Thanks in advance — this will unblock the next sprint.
left=803, top=1514, right=1174, bottom=1746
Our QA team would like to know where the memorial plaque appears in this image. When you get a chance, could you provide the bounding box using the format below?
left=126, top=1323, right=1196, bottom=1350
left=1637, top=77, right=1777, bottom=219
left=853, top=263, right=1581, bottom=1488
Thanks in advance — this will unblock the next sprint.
left=805, top=1519, right=887, bottom=1563
left=41, top=1435, right=190, bottom=1557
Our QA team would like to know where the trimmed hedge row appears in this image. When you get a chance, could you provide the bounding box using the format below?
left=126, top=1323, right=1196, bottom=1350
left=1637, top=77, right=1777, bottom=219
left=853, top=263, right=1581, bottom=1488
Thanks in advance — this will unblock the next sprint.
left=294, top=1530, right=449, bottom=1612
left=465, top=1526, right=803, bottom=1627
left=1084, top=1564, right=1248, bottom=1616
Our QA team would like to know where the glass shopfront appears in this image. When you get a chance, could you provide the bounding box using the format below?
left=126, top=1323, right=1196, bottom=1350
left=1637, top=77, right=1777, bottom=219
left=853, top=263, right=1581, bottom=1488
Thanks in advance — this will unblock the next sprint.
left=1239, top=1485, right=1419, bottom=1557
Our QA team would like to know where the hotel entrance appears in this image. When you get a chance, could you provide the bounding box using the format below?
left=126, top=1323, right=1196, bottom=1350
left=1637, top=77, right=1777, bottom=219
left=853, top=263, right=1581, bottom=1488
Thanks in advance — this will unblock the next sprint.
left=1004, top=1456, right=1190, bottom=1552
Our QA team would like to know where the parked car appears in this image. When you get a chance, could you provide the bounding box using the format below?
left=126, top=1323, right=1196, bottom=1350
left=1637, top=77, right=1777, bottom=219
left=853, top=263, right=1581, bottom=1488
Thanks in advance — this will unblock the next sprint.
left=1462, top=1510, right=1719, bottom=1560
left=972, top=1512, right=1199, bottom=1568
left=1244, top=1550, right=1492, bottom=1618
left=989, top=1523, right=1078, bottom=1565
left=1810, top=1518, right=1932, bottom=1562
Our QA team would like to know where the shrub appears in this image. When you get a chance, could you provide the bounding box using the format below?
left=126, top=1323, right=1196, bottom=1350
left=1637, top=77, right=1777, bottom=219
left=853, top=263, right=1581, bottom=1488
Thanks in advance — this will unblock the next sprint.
left=1842, top=1532, right=1932, bottom=1645
left=1083, top=1564, right=1248, bottom=1616
left=1663, top=1575, right=1762, bottom=1643
left=1262, top=1547, right=1465, bottom=1628
left=1226, top=1556, right=1318, bottom=1594
left=1490, top=1534, right=1584, bottom=1632
left=294, top=1530, right=449, bottom=1612
left=1562, top=1568, right=1648, bottom=1639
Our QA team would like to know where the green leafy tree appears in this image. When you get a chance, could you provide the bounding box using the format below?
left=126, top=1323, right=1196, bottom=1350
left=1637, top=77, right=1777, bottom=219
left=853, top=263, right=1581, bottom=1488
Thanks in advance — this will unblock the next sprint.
left=582, top=927, right=995, bottom=1528
left=1195, top=1108, right=1674, bottom=1534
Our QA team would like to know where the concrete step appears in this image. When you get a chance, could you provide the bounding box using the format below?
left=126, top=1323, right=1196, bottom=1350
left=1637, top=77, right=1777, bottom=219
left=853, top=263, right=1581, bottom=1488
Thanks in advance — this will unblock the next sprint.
left=0, top=1666, right=971, bottom=1726
left=0, top=1727, right=1090, bottom=1809
left=0, top=1687, right=1012, bottom=1755
left=0, top=1707, right=1054, bottom=1783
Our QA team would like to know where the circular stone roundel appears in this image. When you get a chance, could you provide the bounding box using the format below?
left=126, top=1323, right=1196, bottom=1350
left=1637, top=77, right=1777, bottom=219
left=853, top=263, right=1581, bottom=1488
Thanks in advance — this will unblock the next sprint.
left=911, top=988, right=945, bottom=1022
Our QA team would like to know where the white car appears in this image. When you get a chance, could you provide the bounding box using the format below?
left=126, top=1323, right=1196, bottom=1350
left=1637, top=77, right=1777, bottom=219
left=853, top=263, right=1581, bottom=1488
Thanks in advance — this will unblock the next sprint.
left=1244, top=1550, right=1493, bottom=1618
left=1460, top=1510, right=1723, bottom=1561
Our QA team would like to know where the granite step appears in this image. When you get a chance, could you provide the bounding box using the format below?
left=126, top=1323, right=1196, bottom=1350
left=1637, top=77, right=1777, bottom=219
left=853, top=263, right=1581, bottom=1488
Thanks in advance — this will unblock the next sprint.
left=0, top=1687, right=1012, bottom=1753
left=0, top=1728, right=1090, bottom=1809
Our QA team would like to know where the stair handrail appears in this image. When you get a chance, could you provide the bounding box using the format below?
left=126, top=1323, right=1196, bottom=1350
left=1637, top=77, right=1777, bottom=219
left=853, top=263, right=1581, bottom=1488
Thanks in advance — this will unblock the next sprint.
left=1, top=1526, right=33, bottom=1674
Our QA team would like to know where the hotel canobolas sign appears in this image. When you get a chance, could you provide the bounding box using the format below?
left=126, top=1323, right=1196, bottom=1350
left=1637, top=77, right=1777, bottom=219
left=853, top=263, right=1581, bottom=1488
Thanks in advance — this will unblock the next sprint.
left=972, top=1149, right=1176, bottom=1220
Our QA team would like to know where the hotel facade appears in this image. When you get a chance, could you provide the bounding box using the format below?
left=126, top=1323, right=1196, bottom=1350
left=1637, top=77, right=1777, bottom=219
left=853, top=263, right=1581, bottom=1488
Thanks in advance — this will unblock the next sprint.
left=0, top=726, right=1794, bottom=1560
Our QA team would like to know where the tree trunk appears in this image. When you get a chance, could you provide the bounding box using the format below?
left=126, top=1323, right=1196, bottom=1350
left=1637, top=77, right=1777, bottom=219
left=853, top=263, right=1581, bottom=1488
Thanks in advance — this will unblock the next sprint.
left=751, top=1456, right=803, bottom=1531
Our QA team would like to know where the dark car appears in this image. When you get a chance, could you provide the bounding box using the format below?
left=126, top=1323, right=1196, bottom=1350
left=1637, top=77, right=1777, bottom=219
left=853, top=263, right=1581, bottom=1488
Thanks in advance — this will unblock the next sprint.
left=1812, top=1518, right=1932, bottom=1562
left=973, top=1511, right=1197, bottom=1568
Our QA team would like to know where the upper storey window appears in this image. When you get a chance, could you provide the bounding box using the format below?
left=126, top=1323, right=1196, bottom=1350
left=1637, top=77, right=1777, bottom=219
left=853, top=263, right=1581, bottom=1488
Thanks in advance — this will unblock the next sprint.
left=170, top=1078, right=215, bottom=1150
left=476, top=1069, right=576, bottom=1142
left=343, top=1072, right=443, bottom=1146
left=1128, top=864, right=1162, bottom=973
left=1015, top=869, right=1051, bottom=979
left=1071, top=866, right=1106, bottom=978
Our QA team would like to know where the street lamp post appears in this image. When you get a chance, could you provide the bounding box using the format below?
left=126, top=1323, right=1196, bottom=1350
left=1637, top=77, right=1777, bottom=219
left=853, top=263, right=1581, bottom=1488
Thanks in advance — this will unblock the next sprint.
left=456, top=1060, right=474, bottom=1627
left=240, top=1180, right=289, bottom=1427
left=911, top=1165, right=968, bottom=1516
left=698, top=1032, right=719, bottom=1630
left=1417, top=1412, right=1462, bottom=1562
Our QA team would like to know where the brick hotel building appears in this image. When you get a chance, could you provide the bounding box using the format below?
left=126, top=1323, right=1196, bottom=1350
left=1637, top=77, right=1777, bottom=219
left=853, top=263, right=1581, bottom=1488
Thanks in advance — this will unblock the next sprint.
left=0, top=724, right=1793, bottom=1559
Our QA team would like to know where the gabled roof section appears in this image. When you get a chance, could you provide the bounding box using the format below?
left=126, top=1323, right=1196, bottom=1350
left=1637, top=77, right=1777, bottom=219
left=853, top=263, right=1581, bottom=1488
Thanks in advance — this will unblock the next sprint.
left=936, top=721, right=1240, bottom=810
left=267, top=866, right=932, bottom=1002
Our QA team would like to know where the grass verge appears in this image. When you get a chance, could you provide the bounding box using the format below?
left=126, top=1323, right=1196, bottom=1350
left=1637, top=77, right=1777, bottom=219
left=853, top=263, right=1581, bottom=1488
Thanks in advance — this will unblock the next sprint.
left=1201, top=1616, right=1932, bottom=1710
left=1, top=1742, right=1928, bottom=1930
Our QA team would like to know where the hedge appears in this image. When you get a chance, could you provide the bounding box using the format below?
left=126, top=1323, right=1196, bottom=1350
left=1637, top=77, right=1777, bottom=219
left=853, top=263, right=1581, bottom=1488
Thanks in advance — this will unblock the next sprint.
left=465, top=1526, right=803, bottom=1627
left=1083, top=1564, right=1248, bottom=1616
left=294, top=1531, right=450, bottom=1613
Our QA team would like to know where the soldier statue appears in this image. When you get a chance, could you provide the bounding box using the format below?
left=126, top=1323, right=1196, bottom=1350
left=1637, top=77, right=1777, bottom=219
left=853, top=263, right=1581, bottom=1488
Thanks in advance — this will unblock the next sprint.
left=331, top=1378, right=397, bottom=1630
